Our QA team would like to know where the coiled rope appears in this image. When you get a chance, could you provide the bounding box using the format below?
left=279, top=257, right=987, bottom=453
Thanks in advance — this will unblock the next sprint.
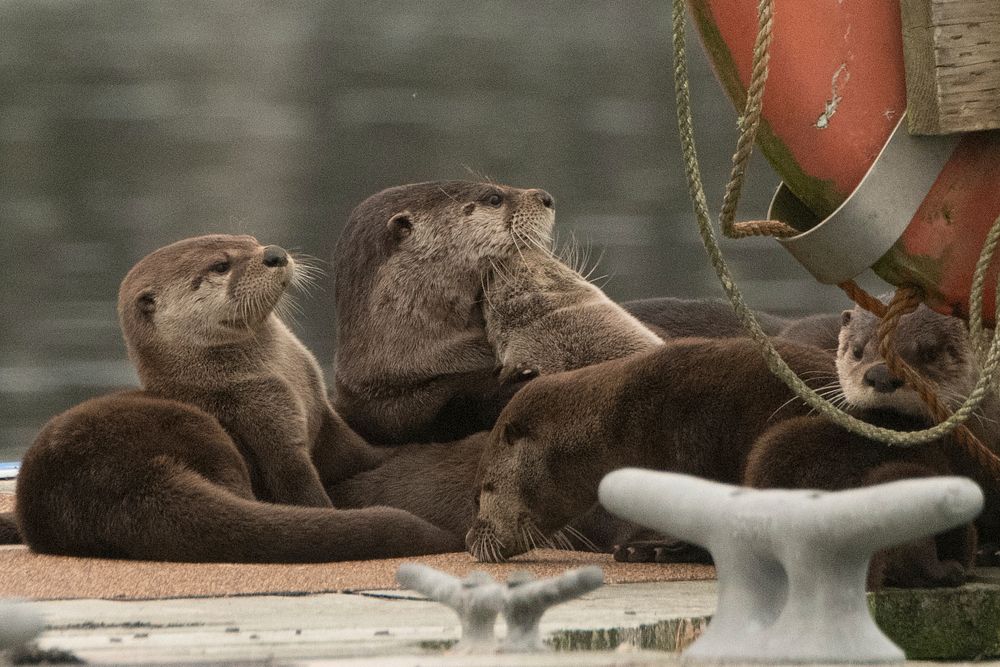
left=671, top=0, right=1000, bottom=478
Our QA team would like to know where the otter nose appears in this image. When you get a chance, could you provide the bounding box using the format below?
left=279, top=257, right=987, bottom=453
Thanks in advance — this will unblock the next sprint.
left=863, top=364, right=904, bottom=393
left=532, top=189, right=554, bottom=209
left=262, top=245, right=288, bottom=268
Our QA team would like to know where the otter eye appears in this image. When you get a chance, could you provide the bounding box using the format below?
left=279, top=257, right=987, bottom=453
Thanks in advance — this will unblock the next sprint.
left=210, top=261, right=230, bottom=274
left=487, top=193, right=503, bottom=207
left=851, top=344, right=864, bottom=361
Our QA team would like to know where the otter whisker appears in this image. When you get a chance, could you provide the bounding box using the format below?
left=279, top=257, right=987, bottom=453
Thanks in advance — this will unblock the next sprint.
left=580, top=247, right=607, bottom=285
left=437, top=186, right=460, bottom=205
left=552, top=529, right=575, bottom=552
left=563, top=525, right=601, bottom=553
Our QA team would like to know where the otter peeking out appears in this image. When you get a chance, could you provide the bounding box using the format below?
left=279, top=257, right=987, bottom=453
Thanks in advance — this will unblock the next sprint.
left=465, top=337, right=834, bottom=563
left=744, top=299, right=1000, bottom=587
left=16, top=235, right=459, bottom=561
left=333, top=181, right=557, bottom=445
left=483, top=247, right=662, bottom=384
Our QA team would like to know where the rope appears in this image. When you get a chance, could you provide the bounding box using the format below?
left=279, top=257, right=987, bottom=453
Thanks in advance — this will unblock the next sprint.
left=670, top=0, right=1000, bottom=451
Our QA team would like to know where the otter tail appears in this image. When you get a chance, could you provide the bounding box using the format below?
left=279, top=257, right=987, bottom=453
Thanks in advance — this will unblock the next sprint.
left=19, top=465, right=463, bottom=563
left=0, top=512, right=21, bottom=544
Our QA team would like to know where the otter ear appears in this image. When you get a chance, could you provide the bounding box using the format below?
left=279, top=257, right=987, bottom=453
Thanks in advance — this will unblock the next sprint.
left=387, top=211, right=413, bottom=242
left=841, top=310, right=852, bottom=327
left=137, top=291, right=156, bottom=317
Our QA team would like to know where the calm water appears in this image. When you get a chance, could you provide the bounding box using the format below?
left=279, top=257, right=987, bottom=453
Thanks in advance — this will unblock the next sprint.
left=0, top=1, right=858, bottom=461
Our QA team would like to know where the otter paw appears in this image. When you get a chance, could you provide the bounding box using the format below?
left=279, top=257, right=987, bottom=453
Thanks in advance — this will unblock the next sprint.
left=612, top=540, right=713, bottom=564
left=498, top=364, right=540, bottom=387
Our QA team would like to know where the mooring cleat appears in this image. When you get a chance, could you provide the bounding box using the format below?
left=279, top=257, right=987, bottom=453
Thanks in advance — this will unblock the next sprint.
left=396, top=564, right=504, bottom=652
left=500, top=566, right=604, bottom=652
left=599, top=469, right=984, bottom=664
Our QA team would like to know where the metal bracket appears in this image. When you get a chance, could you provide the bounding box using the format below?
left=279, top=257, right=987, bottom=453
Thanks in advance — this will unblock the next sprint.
left=769, top=116, right=960, bottom=284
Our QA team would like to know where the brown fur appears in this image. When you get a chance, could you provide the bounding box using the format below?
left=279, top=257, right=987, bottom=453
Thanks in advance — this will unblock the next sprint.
left=484, top=250, right=662, bottom=383
left=740, top=299, right=994, bottom=588
left=333, top=181, right=556, bottom=444
left=744, top=414, right=975, bottom=589
left=466, top=337, right=835, bottom=562
left=15, top=235, right=461, bottom=561
left=777, top=313, right=842, bottom=351
left=621, top=297, right=789, bottom=339
left=328, top=433, right=487, bottom=538
left=118, top=234, right=378, bottom=505
left=836, top=300, right=1000, bottom=547
left=0, top=512, right=19, bottom=544
left=16, top=392, right=459, bottom=561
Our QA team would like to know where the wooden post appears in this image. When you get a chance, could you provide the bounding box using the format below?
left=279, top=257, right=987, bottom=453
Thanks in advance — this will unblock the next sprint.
left=901, top=0, right=1000, bottom=135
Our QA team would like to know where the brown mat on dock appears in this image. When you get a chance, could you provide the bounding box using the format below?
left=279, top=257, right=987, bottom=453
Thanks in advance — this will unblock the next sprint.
left=0, top=493, right=714, bottom=601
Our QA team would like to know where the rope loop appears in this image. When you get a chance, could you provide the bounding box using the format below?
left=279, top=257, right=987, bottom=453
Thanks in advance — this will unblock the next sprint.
left=670, top=0, right=1000, bottom=461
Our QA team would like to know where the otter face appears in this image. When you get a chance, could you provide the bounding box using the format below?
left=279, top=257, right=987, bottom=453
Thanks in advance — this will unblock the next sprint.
left=386, top=182, right=556, bottom=270
left=118, top=234, right=299, bottom=349
left=466, top=377, right=604, bottom=562
left=837, top=304, right=975, bottom=419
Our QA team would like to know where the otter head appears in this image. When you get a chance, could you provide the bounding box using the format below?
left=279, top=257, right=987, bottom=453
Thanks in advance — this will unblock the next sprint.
left=118, top=234, right=299, bottom=357
left=837, top=301, right=975, bottom=419
left=335, top=181, right=556, bottom=329
left=466, top=372, right=608, bottom=562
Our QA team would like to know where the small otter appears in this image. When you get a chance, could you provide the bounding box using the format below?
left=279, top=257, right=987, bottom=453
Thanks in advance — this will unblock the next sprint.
left=333, top=181, right=556, bottom=444
left=117, top=235, right=376, bottom=505
left=465, top=337, right=835, bottom=562
left=836, top=299, right=1000, bottom=563
left=483, top=248, right=662, bottom=383
left=742, top=299, right=998, bottom=587
left=16, top=235, right=460, bottom=561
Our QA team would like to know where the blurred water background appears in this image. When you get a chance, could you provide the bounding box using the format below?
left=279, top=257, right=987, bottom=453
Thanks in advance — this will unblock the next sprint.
left=0, top=1, right=866, bottom=461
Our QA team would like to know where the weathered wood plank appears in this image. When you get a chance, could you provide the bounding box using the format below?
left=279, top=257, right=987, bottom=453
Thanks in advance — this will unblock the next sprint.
left=901, top=0, right=1000, bottom=134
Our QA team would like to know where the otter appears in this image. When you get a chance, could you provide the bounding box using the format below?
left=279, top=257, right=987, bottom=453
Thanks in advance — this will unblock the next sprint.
left=483, top=247, right=662, bottom=383
left=332, top=181, right=556, bottom=445
left=834, top=301, right=991, bottom=421
left=741, top=299, right=999, bottom=586
left=835, top=300, right=1000, bottom=563
left=465, top=337, right=835, bottom=563
left=15, top=235, right=460, bottom=561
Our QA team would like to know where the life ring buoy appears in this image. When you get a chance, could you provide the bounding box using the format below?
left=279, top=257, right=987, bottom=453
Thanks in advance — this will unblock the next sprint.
left=690, top=0, right=1000, bottom=324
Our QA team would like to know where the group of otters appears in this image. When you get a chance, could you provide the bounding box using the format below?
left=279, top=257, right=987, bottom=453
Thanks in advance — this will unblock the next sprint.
left=3, top=180, right=999, bottom=590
